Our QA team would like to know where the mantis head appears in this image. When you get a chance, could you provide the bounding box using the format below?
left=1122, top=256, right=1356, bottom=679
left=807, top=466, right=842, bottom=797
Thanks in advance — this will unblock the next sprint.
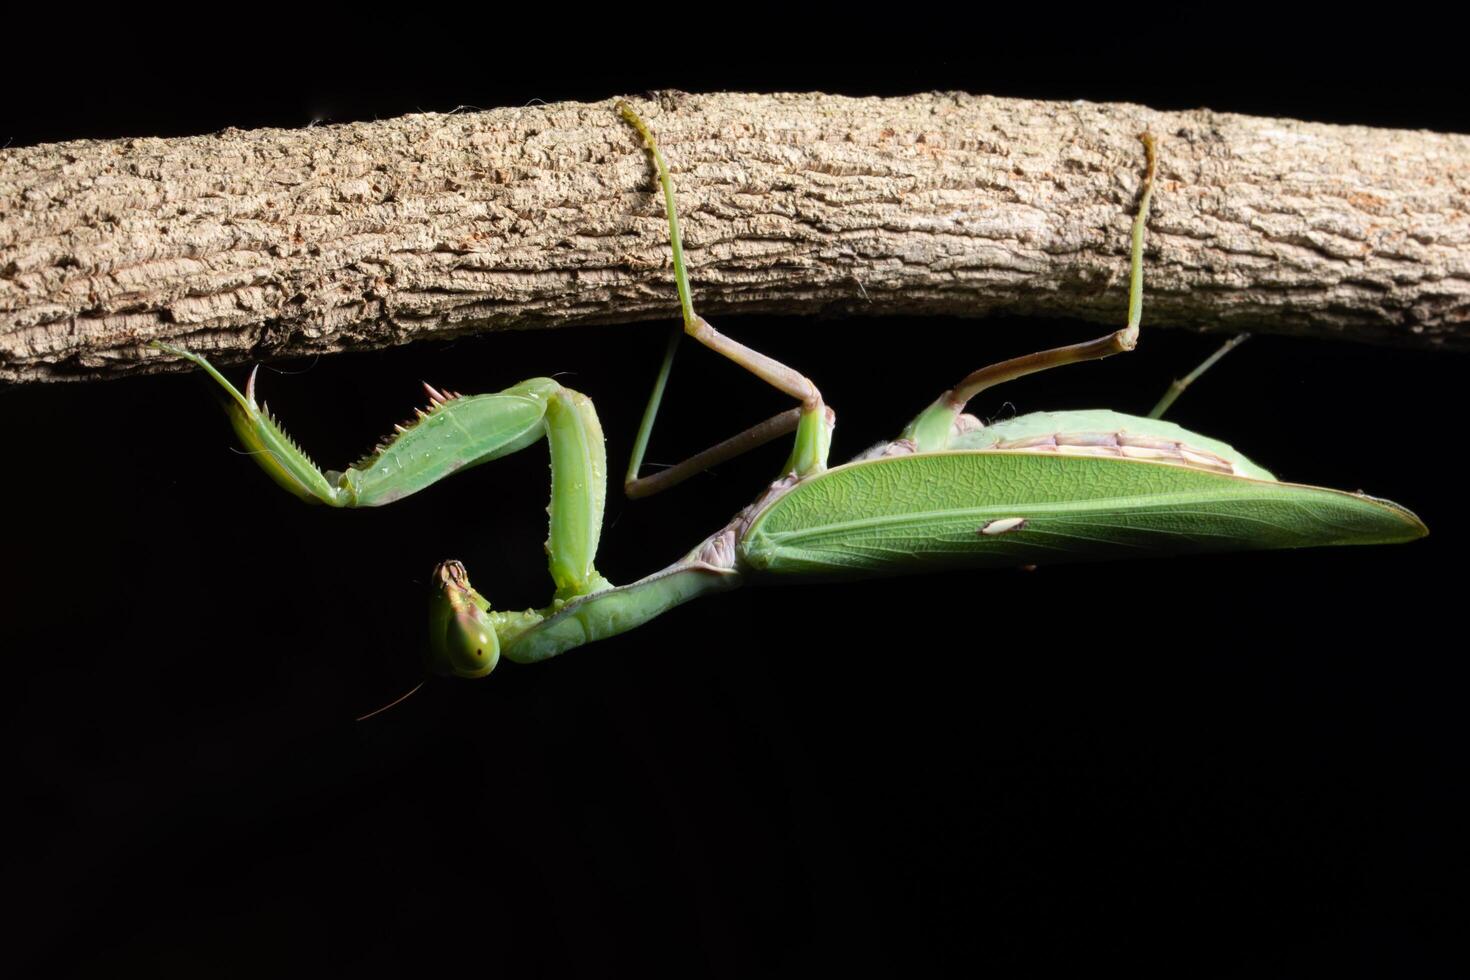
left=429, top=561, right=500, bottom=679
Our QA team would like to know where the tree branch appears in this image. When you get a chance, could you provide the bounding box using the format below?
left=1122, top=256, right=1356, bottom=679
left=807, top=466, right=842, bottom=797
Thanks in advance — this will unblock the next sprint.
left=3, top=91, right=1467, bottom=383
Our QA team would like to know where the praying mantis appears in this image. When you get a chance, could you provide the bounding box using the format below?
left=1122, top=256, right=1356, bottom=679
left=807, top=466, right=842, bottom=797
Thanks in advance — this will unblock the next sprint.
left=153, top=103, right=1426, bottom=682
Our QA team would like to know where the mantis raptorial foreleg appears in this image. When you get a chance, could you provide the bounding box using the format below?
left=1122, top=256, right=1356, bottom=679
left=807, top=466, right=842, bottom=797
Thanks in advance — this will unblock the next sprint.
left=618, top=103, right=832, bottom=499
left=152, top=342, right=615, bottom=676
left=155, top=332, right=753, bottom=678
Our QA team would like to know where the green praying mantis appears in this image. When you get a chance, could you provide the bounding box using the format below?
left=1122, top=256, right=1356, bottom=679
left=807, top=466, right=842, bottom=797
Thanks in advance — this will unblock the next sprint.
left=153, top=104, right=1426, bottom=682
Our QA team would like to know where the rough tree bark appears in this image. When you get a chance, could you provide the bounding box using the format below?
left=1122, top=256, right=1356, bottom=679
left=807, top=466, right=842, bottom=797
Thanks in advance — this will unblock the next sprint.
left=2, top=91, right=1467, bottom=383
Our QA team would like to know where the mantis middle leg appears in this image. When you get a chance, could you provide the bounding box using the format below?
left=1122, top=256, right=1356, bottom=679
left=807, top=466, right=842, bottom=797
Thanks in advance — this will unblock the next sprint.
left=618, top=103, right=832, bottom=499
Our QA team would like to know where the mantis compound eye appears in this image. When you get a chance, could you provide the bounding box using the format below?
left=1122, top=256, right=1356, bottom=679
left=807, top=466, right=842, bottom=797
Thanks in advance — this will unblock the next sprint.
left=428, top=561, right=501, bottom=679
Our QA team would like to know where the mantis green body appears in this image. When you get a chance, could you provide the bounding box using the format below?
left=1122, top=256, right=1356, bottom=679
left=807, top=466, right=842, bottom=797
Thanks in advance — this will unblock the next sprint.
left=155, top=106, right=1425, bottom=681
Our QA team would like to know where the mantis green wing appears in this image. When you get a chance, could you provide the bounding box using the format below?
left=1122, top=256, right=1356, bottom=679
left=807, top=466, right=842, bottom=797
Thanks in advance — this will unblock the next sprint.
left=738, top=450, right=1425, bottom=578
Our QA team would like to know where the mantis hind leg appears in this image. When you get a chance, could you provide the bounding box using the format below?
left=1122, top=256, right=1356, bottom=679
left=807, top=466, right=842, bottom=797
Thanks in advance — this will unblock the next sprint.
left=903, top=133, right=1159, bottom=452
left=618, top=102, right=832, bottom=496
left=1147, top=333, right=1250, bottom=419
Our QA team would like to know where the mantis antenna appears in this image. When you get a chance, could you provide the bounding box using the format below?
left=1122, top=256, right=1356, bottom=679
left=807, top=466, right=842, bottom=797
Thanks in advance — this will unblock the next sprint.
left=355, top=682, right=425, bottom=722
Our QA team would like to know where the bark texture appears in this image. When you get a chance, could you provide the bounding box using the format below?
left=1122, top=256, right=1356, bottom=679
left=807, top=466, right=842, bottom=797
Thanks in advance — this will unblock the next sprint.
left=3, top=91, right=1468, bottom=383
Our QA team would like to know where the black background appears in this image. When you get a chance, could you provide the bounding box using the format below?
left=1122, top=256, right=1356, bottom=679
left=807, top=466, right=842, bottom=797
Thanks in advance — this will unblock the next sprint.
left=7, top=23, right=1468, bottom=976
